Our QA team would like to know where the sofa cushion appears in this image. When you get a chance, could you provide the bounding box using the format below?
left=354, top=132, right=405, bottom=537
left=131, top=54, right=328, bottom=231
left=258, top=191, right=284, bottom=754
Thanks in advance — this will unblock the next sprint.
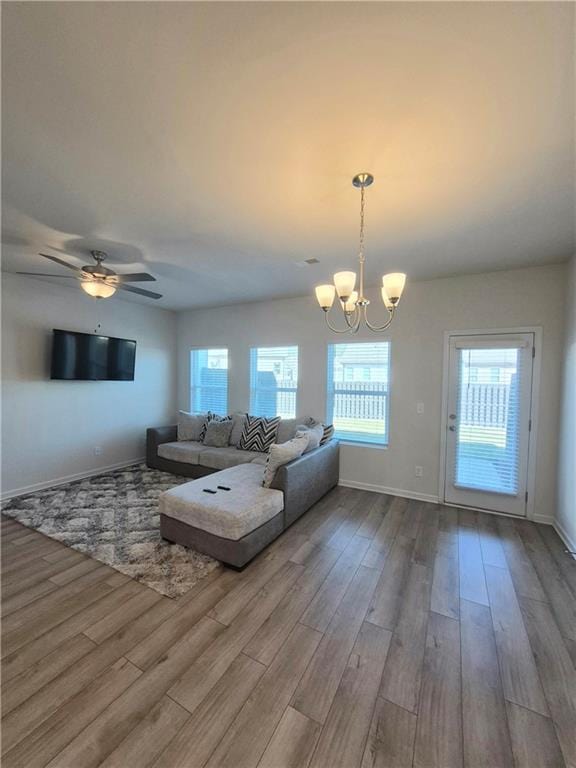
left=276, top=417, right=313, bottom=444
left=177, top=411, right=207, bottom=442
left=295, top=423, right=324, bottom=452
left=203, top=419, right=234, bottom=448
left=229, top=412, right=248, bottom=446
left=239, top=415, right=280, bottom=453
left=263, top=434, right=309, bottom=488
left=200, top=446, right=263, bottom=470
left=159, top=464, right=283, bottom=541
left=157, top=440, right=207, bottom=465
left=199, top=413, right=231, bottom=442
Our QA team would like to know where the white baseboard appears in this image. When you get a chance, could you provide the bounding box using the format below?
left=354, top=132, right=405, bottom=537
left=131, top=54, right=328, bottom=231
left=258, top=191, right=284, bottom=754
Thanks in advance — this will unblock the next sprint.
left=553, top=518, right=576, bottom=557
left=338, top=479, right=439, bottom=504
left=532, top=513, right=556, bottom=526
left=1, top=457, right=146, bottom=502
left=339, top=480, right=559, bottom=526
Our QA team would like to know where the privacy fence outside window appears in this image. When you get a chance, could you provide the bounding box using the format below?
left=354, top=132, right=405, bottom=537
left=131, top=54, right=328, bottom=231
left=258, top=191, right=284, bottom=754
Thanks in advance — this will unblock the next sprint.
left=190, top=348, right=228, bottom=415
left=250, top=346, right=298, bottom=419
left=327, top=342, right=391, bottom=445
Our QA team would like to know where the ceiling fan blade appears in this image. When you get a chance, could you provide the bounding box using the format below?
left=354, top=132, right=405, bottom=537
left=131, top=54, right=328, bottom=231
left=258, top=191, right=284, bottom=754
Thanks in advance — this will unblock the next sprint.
left=118, top=283, right=162, bottom=300
left=112, top=273, right=157, bottom=283
left=39, top=253, right=84, bottom=272
left=16, top=272, right=80, bottom=279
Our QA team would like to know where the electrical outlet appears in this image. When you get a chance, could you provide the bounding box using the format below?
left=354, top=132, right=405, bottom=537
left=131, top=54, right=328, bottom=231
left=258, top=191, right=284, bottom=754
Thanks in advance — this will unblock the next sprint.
left=417, top=402, right=424, bottom=414
left=94, top=446, right=103, bottom=456
left=415, top=466, right=423, bottom=478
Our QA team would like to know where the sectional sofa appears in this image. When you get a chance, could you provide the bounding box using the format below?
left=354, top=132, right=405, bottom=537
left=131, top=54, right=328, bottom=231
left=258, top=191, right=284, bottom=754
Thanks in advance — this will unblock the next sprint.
left=146, top=419, right=340, bottom=567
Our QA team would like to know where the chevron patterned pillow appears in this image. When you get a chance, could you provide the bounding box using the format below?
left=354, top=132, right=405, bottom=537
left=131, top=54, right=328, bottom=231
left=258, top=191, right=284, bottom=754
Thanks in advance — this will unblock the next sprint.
left=320, top=424, right=335, bottom=445
left=239, top=415, right=281, bottom=453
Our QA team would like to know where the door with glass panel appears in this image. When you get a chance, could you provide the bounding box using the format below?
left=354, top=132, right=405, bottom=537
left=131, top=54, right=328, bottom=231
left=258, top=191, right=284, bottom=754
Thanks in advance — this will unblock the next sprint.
left=444, top=333, right=534, bottom=517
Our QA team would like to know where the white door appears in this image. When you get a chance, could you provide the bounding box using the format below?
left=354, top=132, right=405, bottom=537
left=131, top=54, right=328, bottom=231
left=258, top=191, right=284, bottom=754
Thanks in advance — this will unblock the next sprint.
left=444, top=333, right=535, bottom=517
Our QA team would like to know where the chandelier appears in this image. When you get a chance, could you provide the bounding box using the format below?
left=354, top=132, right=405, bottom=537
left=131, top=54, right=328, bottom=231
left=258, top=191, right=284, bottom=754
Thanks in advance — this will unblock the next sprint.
left=314, top=173, right=406, bottom=333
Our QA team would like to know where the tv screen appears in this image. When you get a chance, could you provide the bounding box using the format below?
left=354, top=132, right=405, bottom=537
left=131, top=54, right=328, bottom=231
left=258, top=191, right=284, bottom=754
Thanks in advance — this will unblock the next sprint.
left=50, top=329, right=136, bottom=381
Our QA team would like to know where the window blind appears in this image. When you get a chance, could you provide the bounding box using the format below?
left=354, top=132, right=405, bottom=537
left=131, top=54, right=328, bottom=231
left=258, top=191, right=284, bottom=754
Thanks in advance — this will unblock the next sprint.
left=454, top=346, right=521, bottom=496
left=190, top=348, right=228, bottom=415
left=326, top=342, right=390, bottom=445
left=250, top=346, right=298, bottom=418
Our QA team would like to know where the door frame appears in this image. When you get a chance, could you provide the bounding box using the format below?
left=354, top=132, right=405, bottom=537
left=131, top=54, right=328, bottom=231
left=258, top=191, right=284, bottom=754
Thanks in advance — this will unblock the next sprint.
left=439, top=327, right=542, bottom=522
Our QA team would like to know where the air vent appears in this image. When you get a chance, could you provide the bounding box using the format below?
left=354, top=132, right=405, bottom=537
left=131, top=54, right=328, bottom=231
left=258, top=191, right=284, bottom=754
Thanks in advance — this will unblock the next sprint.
left=295, top=257, right=321, bottom=268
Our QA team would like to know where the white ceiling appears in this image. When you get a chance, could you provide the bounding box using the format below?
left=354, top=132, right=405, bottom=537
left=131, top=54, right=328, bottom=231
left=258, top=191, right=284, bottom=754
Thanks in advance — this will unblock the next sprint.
left=2, top=1, right=574, bottom=310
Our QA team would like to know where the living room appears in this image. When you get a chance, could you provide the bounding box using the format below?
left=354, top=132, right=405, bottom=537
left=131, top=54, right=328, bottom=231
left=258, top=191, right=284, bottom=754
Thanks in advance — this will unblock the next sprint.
left=2, top=2, right=575, bottom=767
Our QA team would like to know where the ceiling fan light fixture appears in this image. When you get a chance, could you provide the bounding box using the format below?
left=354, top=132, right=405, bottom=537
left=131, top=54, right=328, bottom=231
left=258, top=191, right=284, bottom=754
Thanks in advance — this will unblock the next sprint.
left=80, top=280, right=117, bottom=299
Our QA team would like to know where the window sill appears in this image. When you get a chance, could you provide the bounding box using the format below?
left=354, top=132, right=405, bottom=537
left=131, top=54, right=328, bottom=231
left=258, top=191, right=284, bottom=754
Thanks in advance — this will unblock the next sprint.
left=338, top=440, right=389, bottom=450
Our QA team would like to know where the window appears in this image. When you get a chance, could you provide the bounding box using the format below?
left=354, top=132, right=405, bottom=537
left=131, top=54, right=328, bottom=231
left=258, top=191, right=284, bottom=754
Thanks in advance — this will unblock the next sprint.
left=190, top=348, right=228, bottom=415
left=250, top=346, right=298, bottom=418
left=327, top=342, right=391, bottom=445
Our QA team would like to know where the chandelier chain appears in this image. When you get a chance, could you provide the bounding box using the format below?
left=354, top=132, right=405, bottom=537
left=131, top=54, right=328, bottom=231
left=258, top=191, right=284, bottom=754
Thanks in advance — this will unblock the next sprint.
left=359, top=184, right=366, bottom=263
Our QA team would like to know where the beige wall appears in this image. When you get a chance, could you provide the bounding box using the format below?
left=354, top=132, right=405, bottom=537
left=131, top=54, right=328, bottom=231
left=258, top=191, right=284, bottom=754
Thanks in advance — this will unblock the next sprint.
left=177, top=264, right=566, bottom=522
left=557, top=256, right=576, bottom=548
left=1, top=274, right=178, bottom=497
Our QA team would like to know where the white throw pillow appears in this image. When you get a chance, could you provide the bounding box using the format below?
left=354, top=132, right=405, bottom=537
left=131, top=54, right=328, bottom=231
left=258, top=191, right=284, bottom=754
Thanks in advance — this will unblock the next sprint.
left=295, top=423, right=324, bottom=453
left=177, top=411, right=208, bottom=442
left=262, top=434, right=309, bottom=488
left=229, top=412, right=248, bottom=446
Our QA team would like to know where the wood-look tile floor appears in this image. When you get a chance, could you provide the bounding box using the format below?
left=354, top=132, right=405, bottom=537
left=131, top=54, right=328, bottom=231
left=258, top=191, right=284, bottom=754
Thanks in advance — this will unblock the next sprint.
left=2, top=487, right=576, bottom=768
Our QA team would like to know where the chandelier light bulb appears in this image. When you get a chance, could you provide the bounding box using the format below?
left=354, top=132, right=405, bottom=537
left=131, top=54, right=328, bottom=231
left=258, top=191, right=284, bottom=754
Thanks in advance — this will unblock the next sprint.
left=382, top=273, right=406, bottom=305
left=315, top=284, right=336, bottom=310
left=381, top=286, right=394, bottom=310
left=333, top=271, right=356, bottom=301
left=343, top=290, right=359, bottom=314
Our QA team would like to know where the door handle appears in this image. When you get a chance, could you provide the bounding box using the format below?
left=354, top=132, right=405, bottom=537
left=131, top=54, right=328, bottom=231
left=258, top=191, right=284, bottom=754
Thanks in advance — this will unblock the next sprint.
left=448, top=425, right=456, bottom=432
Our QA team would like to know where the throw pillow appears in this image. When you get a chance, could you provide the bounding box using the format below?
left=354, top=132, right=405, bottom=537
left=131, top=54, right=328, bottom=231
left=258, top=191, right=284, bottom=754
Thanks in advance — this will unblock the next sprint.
left=199, top=412, right=230, bottom=442
left=203, top=419, right=234, bottom=448
left=239, top=415, right=281, bottom=453
left=228, top=412, right=248, bottom=446
left=177, top=411, right=208, bottom=442
left=276, top=417, right=303, bottom=444
left=320, top=424, right=335, bottom=445
left=295, top=423, right=324, bottom=452
left=262, top=434, right=309, bottom=487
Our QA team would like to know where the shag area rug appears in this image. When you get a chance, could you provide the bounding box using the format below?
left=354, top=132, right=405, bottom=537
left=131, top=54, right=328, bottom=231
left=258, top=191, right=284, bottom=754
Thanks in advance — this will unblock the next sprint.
left=2, top=463, right=220, bottom=598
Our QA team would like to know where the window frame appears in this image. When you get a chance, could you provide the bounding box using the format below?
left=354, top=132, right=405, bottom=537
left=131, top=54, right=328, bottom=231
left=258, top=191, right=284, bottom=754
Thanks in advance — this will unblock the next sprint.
left=249, top=345, right=299, bottom=419
left=326, top=340, right=391, bottom=447
left=189, top=347, right=229, bottom=416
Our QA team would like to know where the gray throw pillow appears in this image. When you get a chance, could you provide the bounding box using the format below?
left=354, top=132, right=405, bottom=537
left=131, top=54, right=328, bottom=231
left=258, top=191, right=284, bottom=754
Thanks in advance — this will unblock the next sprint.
left=203, top=419, right=234, bottom=448
left=199, top=413, right=231, bottom=442
left=276, top=418, right=302, bottom=444
left=262, top=434, right=310, bottom=487
left=295, top=423, right=324, bottom=452
left=177, top=411, right=207, bottom=442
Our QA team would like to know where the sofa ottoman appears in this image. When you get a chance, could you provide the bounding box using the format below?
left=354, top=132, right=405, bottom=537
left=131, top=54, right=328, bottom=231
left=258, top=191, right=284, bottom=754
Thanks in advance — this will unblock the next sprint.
left=159, top=464, right=285, bottom=568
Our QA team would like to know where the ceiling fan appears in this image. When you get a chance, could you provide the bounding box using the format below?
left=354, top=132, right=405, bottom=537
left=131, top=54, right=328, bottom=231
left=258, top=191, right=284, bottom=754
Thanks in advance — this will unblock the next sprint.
left=17, top=250, right=162, bottom=300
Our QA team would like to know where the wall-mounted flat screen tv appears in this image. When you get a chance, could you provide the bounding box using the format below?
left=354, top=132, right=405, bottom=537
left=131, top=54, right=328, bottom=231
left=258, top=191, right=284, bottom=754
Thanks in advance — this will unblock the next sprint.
left=50, top=329, right=136, bottom=381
